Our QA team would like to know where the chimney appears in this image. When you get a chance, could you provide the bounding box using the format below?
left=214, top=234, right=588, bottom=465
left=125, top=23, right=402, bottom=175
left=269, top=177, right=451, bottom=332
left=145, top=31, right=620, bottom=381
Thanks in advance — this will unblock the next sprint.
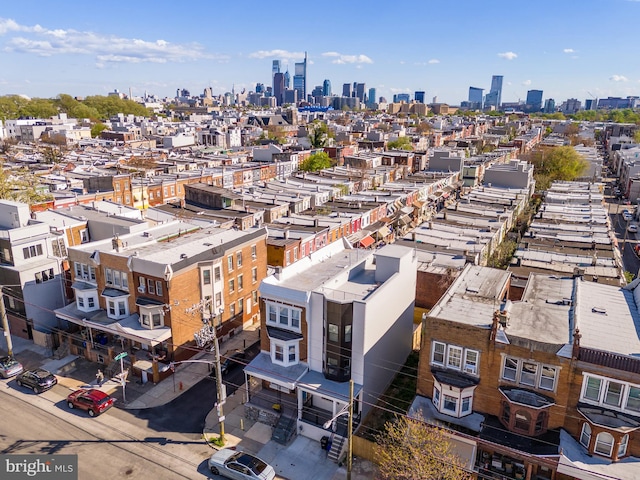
left=412, top=232, right=416, bottom=241
left=284, top=228, right=290, bottom=240
left=572, top=329, right=582, bottom=359
left=112, top=235, right=124, bottom=252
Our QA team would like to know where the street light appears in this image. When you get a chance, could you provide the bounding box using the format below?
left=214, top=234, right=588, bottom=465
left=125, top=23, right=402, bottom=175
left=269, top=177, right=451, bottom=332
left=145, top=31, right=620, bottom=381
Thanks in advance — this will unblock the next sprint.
left=322, top=379, right=354, bottom=480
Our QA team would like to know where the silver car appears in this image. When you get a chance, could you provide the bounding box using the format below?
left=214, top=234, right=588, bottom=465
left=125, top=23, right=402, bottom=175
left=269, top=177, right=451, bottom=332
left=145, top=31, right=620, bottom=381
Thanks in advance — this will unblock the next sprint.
left=208, top=449, right=275, bottom=480
left=0, top=356, right=24, bottom=379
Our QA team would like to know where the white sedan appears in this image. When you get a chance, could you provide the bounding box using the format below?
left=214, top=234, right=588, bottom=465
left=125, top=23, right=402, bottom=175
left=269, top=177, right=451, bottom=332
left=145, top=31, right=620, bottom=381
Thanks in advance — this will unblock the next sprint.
left=208, top=449, right=275, bottom=480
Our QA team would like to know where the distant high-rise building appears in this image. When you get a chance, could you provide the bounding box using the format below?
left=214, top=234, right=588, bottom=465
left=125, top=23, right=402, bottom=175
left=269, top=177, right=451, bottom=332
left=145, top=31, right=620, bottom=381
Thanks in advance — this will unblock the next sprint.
left=368, top=88, right=376, bottom=107
left=284, top=69, right=290, bottom=89
left=393, top=93, right=410, bottom=103
left=284, top=88, right=298, bottom=105
left=255, top=83, right=265, bottom=94
left=293, top=52, right=307, bottom=102
left=485, top=75, right=503, bottom=109
left=544, top=98, right=556, bottom=113
left=323, top=79, right=332, bottom=97
left=585, top=98, right=597, bottom=111
left=273, top=72, right=285, bottom=106
left=355, top=83, right=366, bottom=103
left=468, top=87, right=484, bottom=110
left=414, top=91, right=425, bottom=103
left=272, top=60, right=281, bottom=90
left=525, top=89, right=543, bottom=112
left=311, top=85, right=323, bottom=102
left=561, top=98, right=581, bottom=114
left=342, top=83, right=353, bottom=97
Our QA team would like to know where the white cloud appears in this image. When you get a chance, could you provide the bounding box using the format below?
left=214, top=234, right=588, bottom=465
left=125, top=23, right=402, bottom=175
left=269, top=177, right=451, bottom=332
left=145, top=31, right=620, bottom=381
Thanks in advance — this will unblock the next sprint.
left=399, top=60, right=405, bottom=65
left=389, top=87, right=410, bottom=93
left=497, top=51, right=518, bottom=60
left=0, top=17, right=223, bottom=64
left=428, top=59, right=440, bottom=64
left=522, top=80, right=532, bottom=86
left=248, top=49, right=305, bottom=61
left=563, top=48, right=574, bottom=53
left=610, top=75, right=629, bottom=82
left=321, top=51, right=373, bottom=64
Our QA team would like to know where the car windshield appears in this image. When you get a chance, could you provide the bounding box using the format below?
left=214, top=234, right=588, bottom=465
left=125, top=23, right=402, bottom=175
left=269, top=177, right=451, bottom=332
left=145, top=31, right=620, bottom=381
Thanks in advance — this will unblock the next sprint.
left=95, top=396, right=111, bottom=405
left=1, top=358, right=18, bottom=368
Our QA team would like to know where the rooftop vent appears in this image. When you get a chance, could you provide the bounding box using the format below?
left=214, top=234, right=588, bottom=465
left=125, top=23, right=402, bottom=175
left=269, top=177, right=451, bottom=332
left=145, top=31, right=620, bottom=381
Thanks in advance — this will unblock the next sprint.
left=180, top=253, right=187, bottom=259
left=591, top=307, right=607, bottom=314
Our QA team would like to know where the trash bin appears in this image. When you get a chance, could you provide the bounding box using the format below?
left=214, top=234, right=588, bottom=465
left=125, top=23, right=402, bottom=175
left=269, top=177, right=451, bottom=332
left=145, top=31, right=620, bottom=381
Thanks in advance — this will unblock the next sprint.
left=321, top=436, right=329, bottom=450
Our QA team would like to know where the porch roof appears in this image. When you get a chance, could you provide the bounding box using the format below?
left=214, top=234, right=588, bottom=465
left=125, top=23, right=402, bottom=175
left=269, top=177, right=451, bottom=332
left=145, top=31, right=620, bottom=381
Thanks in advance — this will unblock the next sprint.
left=244, top=352, right=309, bottom=390
left=298, top=370, right=363, bottom=404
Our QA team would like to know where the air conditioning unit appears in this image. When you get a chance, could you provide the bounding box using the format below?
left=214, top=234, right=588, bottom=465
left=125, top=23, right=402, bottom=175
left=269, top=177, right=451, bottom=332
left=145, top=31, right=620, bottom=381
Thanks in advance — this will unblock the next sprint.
left=137, top=286, right=146, bottom=293
left=464, top=366, right=477, bottom=375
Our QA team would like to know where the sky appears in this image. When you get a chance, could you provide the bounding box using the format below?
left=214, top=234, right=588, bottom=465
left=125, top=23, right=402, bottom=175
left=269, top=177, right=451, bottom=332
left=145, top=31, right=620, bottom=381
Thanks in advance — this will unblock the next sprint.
left=1, top=0, right=640, bottom=106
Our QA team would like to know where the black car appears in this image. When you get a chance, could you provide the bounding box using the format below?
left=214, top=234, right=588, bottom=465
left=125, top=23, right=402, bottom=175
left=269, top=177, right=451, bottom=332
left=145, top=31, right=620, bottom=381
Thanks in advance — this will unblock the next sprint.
left=209, top=351, right=247, bottom=378
left=15, top=368, right=58, bottom=393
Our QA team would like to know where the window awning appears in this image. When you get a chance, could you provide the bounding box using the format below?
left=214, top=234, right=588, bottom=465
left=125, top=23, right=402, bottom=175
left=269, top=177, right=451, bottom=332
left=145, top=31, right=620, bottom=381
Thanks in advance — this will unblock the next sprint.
left=377, top=226, right=392, bottom=238
left=358, top=235, right=375, bottom=248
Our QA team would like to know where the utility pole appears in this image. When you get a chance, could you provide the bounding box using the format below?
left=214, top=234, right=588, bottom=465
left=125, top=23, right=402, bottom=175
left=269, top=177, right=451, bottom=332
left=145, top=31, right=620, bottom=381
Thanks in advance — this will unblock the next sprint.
left=187, top=298, right=225, bottom=443
left=0, top=288, right=14, bottom=357
left=347, top=379, right=353, bottom=480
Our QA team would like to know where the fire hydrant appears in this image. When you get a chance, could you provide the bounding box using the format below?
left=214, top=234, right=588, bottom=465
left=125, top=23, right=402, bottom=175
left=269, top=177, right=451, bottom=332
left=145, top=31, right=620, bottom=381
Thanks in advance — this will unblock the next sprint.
left=179, top=381, right=183, bottom=391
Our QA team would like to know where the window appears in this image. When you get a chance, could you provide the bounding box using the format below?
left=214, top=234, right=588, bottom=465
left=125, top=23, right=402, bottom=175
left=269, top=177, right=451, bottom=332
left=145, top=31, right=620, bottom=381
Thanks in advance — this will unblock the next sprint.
left=251, top=244, right=257, bottom=259
left=203, top=270, right=211, bottom=285
left=627, top=386, right=640, bottom=412
left=432, top=342, right=445, bottom=365
left=461, top=397, right=472, bottom=415
left=503, top=357, right=518, bottom=381
left=464, top=350, right=478, bottom=375
left=78, top=297, right=85, bottom=307
left=238, top=299, right=243, bottom=314
left=170, top=186, right=175, bottom=195
left=279, top=307, right=289, bottom=325
left=88, top=297, right=95, bottom=308
left=344, top=324, right=352, bottom=343
left=268, top=304, right=277, bottom=322
left=618, top=434, right=629, bottom=457
left=501, top=402, right=511, bottom=424
left=227, top=255, right=234, bottom=271
left=433, top=387, right=440, bottom=408
left=443, top=395, right=457, bottom=414
left=595, top=432, right=614, bottom=457
left=285, top=251, right=291, bottom=265
left=514, top=411, right=531, bottom=432
left=118, top=301, right=126, bottom=316
left=288, top=345, right=296, bottom=362
left=291, top=309, right=300, bottom=329
left=580, top=423, right=591, bottom=448
left=252, top=267, right=258, bottom=283
left=23, top=244, right=43, bottom=259
left=106, top=269, right=113, bottom=285
left=155, top=281, right=162, bottom=296
left=152, top=313, right=162, bottom=327
left=237, top=274, right=243, bottom=291
left=252, top=291, right=258, bottom=304
left=229, top=279, right=235, bottom=293
left=108, top=301, right=116, bottom=316
left=520, top=362, right=538, bottom=386
left=214, top=266, right=221, bottom=281
left=447, top=346, right=462, bottom=370
left=229, top=303, right=236, bottom=317
left=147, top=278, right=155, bottom=295
left=604, top=382, right=623, bottom=407
left=328, top=324, right=339, bottom=342
left=584, top=377, right=602, bottom=401
left=293, top=247, right=298, bottom=261
left=236, top=251, right=243, bottom=267
left=275, top=344, right=283, bottom=362
left=540, top=366, right=557, bottom=391
left=215, top=292, right=222, bottom=307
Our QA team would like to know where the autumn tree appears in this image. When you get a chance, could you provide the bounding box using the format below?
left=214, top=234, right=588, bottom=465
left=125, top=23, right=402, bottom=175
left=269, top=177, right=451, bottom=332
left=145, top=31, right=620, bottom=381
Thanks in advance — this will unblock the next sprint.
left=374, top=413, right=467, bottom=480
left=522, top=145, right=589, bottom=192
left=416, top=122, right=432, bottom=134
left=299, top=152, right=332, bottom=172
left=0, top=162, right=52, bottom=204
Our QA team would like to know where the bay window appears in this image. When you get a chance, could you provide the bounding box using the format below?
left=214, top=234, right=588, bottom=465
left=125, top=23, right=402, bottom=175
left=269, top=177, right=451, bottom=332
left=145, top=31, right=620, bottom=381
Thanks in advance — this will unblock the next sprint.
left=581, top=374, right=640, bottom=416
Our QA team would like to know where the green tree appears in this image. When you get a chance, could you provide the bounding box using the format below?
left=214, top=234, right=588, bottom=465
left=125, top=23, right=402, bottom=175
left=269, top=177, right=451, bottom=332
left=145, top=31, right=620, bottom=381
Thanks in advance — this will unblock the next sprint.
left=308, top=121, right=333, bottom=148
left=91, top=122, right=108, bottom=138
left=374, top=413, right=467, bottom=480
left=523, top=146, right=589, bottom=192
left=0, top=162, right=52, bottom=204
left=387, top=136, right=413, bottom=150
left=299, top=152, right=332, bottom=172
left=633, top=130, right=640, bottom=144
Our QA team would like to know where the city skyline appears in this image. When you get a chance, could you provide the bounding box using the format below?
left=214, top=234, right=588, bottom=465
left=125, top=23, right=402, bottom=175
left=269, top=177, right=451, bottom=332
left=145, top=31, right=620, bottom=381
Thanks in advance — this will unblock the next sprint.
left=1, top=0, right=640, bottom=105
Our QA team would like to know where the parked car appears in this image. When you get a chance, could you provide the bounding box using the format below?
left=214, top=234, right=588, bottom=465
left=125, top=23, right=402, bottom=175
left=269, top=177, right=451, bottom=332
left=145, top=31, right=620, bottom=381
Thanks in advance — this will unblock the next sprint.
left=66, top=389, right=115, bottom=417
left=623, top=212, right=633, bottom=222
left=209, top=351, right=247, bottom=379
left=16, top=368, right=57, bottom=393
left=208, top=449, right=275, bottom=480
left=0, top=356, right=24, bottom=379
left=628, top=224, right=638, bottom=234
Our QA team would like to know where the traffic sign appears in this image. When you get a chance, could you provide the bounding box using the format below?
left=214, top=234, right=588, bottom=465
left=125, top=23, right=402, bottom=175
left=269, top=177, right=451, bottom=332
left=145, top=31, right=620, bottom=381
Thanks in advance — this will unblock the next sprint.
left=114, top=352, right=128, bottom=361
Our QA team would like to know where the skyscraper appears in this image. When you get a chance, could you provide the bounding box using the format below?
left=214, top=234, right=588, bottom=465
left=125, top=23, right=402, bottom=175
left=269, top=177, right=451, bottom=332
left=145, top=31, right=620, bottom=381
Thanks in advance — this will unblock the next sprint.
left=322, top=79, right=331, bottom=97
left=525, top=89, right=543, bottom=112
left=284, top=69, right=290, bottom=89
left=293, top=52, right=307, bottom=102
left=368, top=88, right=376, bottom=107
left=342, top=83, right=353, bottom=97
left=414, top=91, right=425, bottom=103
left=272, top=60, right=281, bottom=91
left=393, top=93, right=410, bottom=103
left=273, top=72, right=285, bottom=106
left=468, top=87, right=484, bottom=110
left=485, top=75, right=503, bottom=109
left=355, top=83, right=366, bottom=103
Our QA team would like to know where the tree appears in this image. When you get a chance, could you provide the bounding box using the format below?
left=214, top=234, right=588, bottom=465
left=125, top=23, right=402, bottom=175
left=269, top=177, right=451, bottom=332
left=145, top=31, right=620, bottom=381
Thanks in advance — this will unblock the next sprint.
left=308, top=121, right=333, bottom=148
left=634, top=130, right=640, bottom=144
left=387, top=136, right=413, bottom=151
left=0, top=162, right=52, bottom=204
left=522, top=145, right=589, bottom=192
left=374, top=413, right=467, bottom=480
left=299, top=152, right=332, bottom=172
left=416, top=122, right=432, bottom=134
left=91, top=122, right=108, bottom=138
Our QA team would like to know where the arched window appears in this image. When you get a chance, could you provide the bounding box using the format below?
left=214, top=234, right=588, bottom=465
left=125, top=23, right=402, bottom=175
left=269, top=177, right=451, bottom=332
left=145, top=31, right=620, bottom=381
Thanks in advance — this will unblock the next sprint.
left=618, top=434, right=629, bottom=458
left=580, top=423, right=592, bottom=449
left=514, top=410, right=531, bottom=432
left=595, top=432, right=615, bottom=457
left=535, top=411, right=547, bottom=434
